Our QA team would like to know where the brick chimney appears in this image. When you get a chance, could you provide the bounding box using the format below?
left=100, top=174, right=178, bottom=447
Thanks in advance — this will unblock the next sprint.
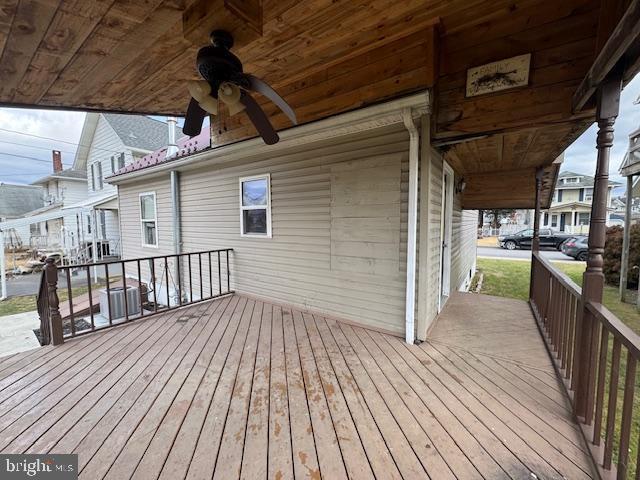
left=52, top=150, right=62, bottom=172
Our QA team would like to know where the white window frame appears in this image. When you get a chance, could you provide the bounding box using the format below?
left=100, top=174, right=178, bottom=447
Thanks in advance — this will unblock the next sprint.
left=239, top=174, right=272, bottom=238
left=139, top=192, right=158, bottom=248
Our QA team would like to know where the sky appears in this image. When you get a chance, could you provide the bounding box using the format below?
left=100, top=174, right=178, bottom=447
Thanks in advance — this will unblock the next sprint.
left=0, top=76, right=638, bottom=190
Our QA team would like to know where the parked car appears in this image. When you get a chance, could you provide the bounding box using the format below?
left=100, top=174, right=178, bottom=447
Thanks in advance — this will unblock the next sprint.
left=560, top=236, right=589, bottom=261
left=498, top=228, right=573, bottom=250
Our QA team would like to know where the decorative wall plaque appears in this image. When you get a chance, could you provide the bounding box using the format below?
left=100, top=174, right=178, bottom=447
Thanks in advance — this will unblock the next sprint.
left=466, top=54, right=531, bottom=97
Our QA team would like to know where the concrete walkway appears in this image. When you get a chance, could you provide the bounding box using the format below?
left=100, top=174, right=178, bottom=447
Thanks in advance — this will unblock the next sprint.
left=0, top=310, right=40, bottom=358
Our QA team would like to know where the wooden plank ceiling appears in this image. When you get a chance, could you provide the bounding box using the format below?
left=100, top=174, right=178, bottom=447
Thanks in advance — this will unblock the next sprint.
left=0, top=0, right=613, bottom=208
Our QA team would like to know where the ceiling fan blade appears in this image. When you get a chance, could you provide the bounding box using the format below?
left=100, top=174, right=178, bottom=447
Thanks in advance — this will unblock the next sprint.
left=240, top=92, right=279, bottom=145
left=183, top=97, right=207, bottom=137
left=244, top=74, right=297, bottom=125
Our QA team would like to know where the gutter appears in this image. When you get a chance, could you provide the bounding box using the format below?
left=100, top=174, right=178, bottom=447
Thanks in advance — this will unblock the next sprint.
left=402, top=107, right=420, bottom=344
left=108, top=92, right=430, bottom=185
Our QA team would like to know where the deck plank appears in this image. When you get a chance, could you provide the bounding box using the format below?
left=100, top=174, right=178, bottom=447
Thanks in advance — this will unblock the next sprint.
left=239, top=303, right=273, bottom=480
left=184, top=297, right=254, bottom=480
left=32, top=300, right=227, bottom=455
left=301, top=313, right=374, bottom=479
left=313, top=315, right=402, bottom=479
left=325, top=317, right=427, bottom=479
left=281, top=307, right=321, bottom=480
left=266, top=305, right=295, bottom=480
left=377, top=330, right=534, bottom=479
left=84, top=297, right=245, bottom=479
left=111, top=297, right=249, bottom=480
left=212, top=301, right=264, bottom=480
left=0, top=293, right=597, bottom=480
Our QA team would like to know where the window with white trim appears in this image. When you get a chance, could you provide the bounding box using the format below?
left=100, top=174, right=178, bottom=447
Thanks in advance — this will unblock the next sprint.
left=111, top=153, right=125, bottom=173
left=240, top=174, right=271, bottom=237
left=140, top=192, right=158, bottom=247
left=585, top=187, right=593, bottom=202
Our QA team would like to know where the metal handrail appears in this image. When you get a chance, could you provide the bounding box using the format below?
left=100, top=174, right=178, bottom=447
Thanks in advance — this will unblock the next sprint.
left=37, top=248, right=234, bottom=345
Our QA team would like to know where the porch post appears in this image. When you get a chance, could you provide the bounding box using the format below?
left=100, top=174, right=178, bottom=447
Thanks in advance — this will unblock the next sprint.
left=531, top=169, right=542, bottom=253
left=45, top=258, right=64, bottom=346
left=574, top=72, right=622, bottom=422
left=620, top=174, right=633, bottom=301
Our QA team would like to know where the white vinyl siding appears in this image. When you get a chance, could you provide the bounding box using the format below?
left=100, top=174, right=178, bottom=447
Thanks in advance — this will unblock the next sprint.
left=86, top=115, right=134, bottom=199
left=120, top=125, right=410, bottom=334
left=118, top=122, right=477, bottom=337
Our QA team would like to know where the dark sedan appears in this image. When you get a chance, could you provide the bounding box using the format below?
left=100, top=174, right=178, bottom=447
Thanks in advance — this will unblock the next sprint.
left=560, top=236, right=588, bottom=261
left=498, top=228, right=573, bottom=250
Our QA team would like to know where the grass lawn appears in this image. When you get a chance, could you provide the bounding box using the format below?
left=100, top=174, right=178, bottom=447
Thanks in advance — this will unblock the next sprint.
left=476, top=257, right=640, bottom=331
left=476, top=257, right=640, bottom=476
left=0, top=279, right=113, bottom=318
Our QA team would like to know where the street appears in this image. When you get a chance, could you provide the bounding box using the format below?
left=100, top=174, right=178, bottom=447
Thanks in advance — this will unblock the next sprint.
left=478, top=246, right=579, bottom=262
left=3, top=265, right=110, bottom=298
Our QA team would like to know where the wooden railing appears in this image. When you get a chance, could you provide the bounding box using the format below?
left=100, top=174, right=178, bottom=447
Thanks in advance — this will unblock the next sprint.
left=37, top=249, right=234, bottom=345
left=531, top=252, right=640, bottom=478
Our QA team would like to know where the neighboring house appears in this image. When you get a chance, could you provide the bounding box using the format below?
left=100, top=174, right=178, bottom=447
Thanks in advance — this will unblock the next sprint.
left=624, top=126, right=640, bottom=198
left=64, top=113, right=182, bottom=260
left=29, top=150, right=88, bottom=250
left=0, top=183, right=44, bottom=247
left=539, top=171, right=619, bottom=234
left=107, top=97, right=478, bottom=338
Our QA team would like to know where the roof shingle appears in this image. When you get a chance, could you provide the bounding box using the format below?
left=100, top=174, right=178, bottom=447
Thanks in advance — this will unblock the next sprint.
left=0, top=183, right=44, bottom=219
left=103, top=114, right=183, bottom=152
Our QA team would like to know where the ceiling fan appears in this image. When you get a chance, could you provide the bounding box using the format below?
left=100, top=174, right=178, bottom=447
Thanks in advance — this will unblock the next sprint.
left=182, top=30, right=297, bottom=145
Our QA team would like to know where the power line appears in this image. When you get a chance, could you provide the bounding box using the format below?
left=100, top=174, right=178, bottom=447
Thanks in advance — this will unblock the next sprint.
left=0, top=127, right=123, bottom=155
left=0, top=139, right=77, bottom=155
left=0, top=151, right=72, bottom=163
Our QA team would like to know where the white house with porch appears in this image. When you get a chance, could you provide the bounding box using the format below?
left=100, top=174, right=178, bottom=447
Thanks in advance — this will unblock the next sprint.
left=62, top=113, right=183, bottom=262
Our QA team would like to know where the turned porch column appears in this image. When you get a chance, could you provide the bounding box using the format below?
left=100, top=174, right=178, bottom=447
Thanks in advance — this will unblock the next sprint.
left=574, top=73, right=622, bottom=421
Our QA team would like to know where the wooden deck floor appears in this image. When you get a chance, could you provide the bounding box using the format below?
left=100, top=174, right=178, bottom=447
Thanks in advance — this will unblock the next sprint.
left=0, top=292, right=595, bottom=479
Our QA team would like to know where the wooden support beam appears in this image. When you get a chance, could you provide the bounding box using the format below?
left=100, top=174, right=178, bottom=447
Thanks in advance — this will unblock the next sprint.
left=573, top=0, right=640, bottom=112
left=462, top=168, right=536, bottom=209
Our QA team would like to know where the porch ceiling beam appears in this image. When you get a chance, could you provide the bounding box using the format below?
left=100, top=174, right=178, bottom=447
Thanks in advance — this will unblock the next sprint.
left=572, top=0, right=640, bottom=112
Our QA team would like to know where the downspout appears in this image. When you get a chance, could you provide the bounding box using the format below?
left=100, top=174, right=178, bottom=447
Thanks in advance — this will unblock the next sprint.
left=171, top=170, right=181, bottom=305
left=402, top=108, right=419, bottom=344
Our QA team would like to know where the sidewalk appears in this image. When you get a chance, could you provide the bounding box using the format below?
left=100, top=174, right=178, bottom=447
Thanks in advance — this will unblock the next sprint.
left=0, top=311, right=41, bottom=358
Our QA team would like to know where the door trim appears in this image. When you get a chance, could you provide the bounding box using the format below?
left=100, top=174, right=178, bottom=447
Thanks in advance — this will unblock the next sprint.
left=438, top=161, right=454, bottom=312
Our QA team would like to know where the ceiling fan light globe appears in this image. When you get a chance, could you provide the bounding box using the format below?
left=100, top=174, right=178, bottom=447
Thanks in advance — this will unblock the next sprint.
left=227, top=102, right=246, bottom=116
left=187, top=80, right=211, bottom=102
left=218, top=82, right=241, bottom=103
left=198, top=96, right=218, bottom=115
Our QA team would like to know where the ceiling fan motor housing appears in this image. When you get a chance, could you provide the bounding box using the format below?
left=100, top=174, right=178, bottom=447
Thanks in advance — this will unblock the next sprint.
left=196, top=30, right=246, bottom=94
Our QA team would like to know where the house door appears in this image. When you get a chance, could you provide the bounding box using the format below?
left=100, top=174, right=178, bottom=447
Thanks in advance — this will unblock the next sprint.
left=560, top=213, right=566, bottom=232
left=439, top=162, right=454, bottom=311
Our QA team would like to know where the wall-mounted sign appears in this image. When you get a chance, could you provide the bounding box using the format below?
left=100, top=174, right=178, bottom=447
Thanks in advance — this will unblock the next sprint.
left=466, top=54, right=531, bottom=97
